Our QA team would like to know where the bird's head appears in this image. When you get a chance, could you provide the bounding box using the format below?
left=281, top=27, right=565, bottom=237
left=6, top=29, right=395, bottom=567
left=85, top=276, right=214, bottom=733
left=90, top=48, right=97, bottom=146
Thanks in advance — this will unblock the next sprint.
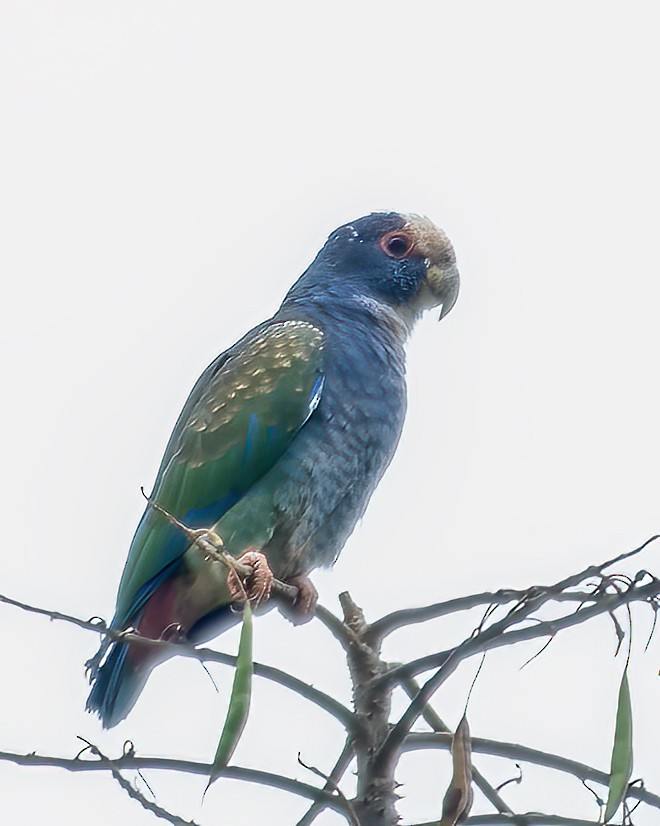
left=286, top=212, right=459, bottom=324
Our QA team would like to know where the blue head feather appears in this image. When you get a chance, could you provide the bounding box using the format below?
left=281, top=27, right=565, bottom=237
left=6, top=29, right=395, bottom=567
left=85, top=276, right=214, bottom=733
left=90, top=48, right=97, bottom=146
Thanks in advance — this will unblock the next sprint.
left=283, top=212, right=429, bottom=308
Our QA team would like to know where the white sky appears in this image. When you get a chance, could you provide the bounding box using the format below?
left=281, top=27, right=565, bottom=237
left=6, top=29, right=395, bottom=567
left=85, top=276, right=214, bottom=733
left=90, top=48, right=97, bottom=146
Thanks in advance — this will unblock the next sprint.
left=1, top=2, right=658, bottom=824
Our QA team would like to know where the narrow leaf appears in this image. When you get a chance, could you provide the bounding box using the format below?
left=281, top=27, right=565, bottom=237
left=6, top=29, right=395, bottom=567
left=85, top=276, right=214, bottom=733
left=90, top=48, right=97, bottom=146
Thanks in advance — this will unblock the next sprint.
left=440, top=715, right=474, bottom=826
left=604, top=668, right=633, bottom=822
left=205, top=602, right=254, bottom=793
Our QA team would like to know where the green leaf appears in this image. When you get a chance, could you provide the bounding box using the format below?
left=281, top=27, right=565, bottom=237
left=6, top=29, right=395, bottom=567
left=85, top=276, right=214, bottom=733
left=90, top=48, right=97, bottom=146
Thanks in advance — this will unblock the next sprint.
left=205, top=602, right=254, bottom=793
left=604, top=668, right=633, bottom=822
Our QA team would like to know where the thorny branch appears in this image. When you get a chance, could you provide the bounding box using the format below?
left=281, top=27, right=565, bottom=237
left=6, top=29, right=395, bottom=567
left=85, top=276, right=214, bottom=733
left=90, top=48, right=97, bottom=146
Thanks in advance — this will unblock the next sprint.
left=399, top=676, right=513, bottom=815
left=412, top=817, right=609, bottom=826
left=0, top=592, right=354, bottom=730
left=296, top=739, right=355, bottom=826
left=297, top=751, right=360, bottom=826
left=0, top=748, right=347, bottom=814
left=75, top=738, right=200, bottom=826
left=1, top=729, right=659, bottom=812
left=0, top=536, right=659, bottom=825
left=367, top=534, right=660, bottom=645
left=373, top=537, right=660, bottom=777
left=378, top=576, right=660, bottom=689
left=402, top=734, right=660, bottom=808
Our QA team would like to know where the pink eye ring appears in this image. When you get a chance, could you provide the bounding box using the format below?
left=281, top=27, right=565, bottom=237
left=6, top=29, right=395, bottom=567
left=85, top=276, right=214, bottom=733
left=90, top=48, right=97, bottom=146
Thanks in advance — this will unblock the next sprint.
left=380, top=231, right=414, bottom=259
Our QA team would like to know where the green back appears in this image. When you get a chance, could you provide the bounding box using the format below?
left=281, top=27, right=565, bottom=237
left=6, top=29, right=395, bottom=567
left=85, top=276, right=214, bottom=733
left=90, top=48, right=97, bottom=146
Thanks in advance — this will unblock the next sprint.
left=114, top=320, right=325, bottom=623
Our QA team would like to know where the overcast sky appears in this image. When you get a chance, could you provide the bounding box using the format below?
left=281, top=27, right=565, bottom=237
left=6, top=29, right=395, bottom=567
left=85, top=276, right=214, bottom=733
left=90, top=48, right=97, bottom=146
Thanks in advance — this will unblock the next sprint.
left=1, top=2, right=659, bottom=824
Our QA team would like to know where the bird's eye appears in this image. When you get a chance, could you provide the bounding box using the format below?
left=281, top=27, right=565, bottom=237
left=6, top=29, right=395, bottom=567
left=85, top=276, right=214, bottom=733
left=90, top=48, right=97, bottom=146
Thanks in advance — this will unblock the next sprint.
left=380, top=232, right=414, bottom=259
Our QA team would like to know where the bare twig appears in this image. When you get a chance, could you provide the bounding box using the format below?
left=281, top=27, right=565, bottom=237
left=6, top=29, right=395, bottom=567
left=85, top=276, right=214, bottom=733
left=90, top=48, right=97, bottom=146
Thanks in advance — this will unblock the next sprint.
left=402, top=733, right=660, bottom=809
left=0, top=749, right=347, bottom=814
left=366, top=590, right=551, bottom=645
left=315, top=604, right=362, bottom=650
left=494, top=763, right=522, bottom=793
left=399, top=676, right=513, bottom=815
left=379, top=577, right=660, bottom=689
left=75, top=737, right=199, bottom=826
left=552, top=535, right=659, bottom=589
left=0, top=594, right=355, bottom=730
left=0, top=592, right=109, bottom=633
left=296, top=739, right=355, bottom=826
left=297, top=752, right=360, bottom=826
left=3, top=728, right=658, bottom=816
left=143, top=491, right=300, bottom=603
left=411, top=816, right=605, bottom=826
left=2, top=536, right=659, bottom=825
left=193, top=645, right=355, bottom=731
left=374, top=539, right=660, bottom=781
left=367, top=535, right=660, bottom=644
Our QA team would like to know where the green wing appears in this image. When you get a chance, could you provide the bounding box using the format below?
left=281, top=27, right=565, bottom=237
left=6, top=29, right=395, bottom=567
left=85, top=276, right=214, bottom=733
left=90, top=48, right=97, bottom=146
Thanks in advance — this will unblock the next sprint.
left=114, top=320, right=325, bottom=624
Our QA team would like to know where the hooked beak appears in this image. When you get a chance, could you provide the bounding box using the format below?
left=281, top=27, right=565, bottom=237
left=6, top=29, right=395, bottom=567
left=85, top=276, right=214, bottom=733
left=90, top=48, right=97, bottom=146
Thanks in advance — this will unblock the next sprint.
left=428, top=261, right=460, bottom=319
left=402, top=215, right=460, bottom=320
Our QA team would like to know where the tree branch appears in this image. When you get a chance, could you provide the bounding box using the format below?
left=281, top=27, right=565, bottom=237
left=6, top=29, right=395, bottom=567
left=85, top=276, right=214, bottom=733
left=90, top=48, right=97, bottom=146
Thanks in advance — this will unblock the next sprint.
left=403, top=732, right=660, bottom=809
left=297, top=748, right=359, bottom=826
left=142, top=493, right=304, bottom=602
left=0, top=749, right=348, bottom=815
left=411, top=816, right=605, bottom=826
left=193, top=645, right=355, bottom=731
left=76, top=738, right=200, bottom=826
left=0, top=592, right=108, bottom=633
left=381, top=578, right=660, bottom=688
left=374, top=542, right=660, bottom=779
left=366, top=590, right=620, bottom=645
left=335, top=591, right=400, bottom=826
left=368, top=534, right=658, bottom=645
left=315, top=604, right=363, bottom=650
left=0, top=593, right=355, bottom=731
left=296, top=739, right=355, bottom=826
left=3, top=535, right=659, bottom=825
left=399, top=676, right=513, bottom=814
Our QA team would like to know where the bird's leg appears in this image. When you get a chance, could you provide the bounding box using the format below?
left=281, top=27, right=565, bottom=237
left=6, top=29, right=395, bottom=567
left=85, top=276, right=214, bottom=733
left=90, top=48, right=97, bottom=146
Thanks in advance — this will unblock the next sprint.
left=227, top=550, right=274, bottom=607
left=278, top=573, right=318, bottom=625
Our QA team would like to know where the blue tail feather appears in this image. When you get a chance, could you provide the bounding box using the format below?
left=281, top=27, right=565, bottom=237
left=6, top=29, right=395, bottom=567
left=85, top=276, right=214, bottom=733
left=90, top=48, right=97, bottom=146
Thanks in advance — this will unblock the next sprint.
left=86, top=638, right=144, bottom=728
left=87, top=493, right=243, bottom=727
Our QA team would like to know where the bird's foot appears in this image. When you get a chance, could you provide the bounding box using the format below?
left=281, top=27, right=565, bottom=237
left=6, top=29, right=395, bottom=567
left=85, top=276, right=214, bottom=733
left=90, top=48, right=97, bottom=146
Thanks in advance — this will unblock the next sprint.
left=278, top=574, right=318, bottom=625
left=227, top=550, right=274, bottom=607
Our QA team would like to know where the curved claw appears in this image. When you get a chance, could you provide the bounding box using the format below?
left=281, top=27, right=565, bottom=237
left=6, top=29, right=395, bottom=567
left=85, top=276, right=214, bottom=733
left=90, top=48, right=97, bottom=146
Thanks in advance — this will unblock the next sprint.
left=227, top=550, right=274, bottom=607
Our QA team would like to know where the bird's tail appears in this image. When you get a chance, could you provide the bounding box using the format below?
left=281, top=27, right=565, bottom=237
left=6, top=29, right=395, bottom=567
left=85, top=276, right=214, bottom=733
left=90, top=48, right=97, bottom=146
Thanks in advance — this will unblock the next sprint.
left=86, top=568, right=240, bottom=727
left=86, top=621, right=172, bottom=728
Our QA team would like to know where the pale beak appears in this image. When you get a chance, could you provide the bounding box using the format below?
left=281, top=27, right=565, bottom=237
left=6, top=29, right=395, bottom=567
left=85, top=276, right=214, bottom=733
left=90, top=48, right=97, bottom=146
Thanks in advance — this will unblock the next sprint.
left=427, top=262, right=460, bottom=320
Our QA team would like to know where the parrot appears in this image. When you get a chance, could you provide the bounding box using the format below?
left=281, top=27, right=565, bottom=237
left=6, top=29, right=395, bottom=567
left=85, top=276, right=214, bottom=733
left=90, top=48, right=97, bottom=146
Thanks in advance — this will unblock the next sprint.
left=86, top=211, right=459, bottom=727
